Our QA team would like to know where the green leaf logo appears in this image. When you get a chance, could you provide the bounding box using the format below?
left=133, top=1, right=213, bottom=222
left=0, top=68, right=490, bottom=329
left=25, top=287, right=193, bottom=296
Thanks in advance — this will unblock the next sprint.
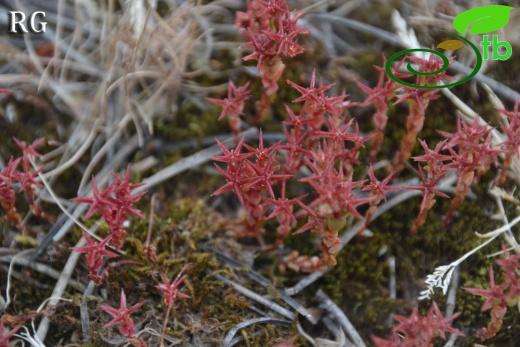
left=453, top=5, right=514, bottom=35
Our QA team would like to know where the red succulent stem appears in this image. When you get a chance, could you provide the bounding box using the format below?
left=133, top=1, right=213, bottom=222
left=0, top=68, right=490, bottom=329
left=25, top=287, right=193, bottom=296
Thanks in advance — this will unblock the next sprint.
left=394, top=96, right=428, bottom=174
left=255, top=56, right=285, bottom=124
left=360, top=165, right=399, bottom=232
left=392, top=54, right=450, bottom=174
left=357, top=63, right=399, bottom=162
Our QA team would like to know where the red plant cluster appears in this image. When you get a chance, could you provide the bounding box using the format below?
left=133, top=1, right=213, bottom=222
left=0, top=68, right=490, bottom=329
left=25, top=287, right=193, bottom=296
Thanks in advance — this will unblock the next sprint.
left=464, top=244, right=520, bottom=340
left=438, top=117, right=502, bottom=224
left=70, top=167, right=190, bottom=341
left=72, top=166, right=146, bottom=284
left=211, top=41, right=520, bottom=273
left=212, top=133, right=291, bottom=239
left=236, top=0, right=307, bottom=65
left=372, top=301, right=464, bottom=347
left=210, top=48, right=475, bottom=270
left=234, top=0, right=308, bottom=122
left=0, top=138, right=45, bottom=234
left=406, top=102, right=520, bottom=231
left=208, top=1, right=520, bottom=275
left=357, top=54, right=454, bottom=171
left=211, top=7, right=520, bottom=269
left=212, top=69, right=379, bottom=271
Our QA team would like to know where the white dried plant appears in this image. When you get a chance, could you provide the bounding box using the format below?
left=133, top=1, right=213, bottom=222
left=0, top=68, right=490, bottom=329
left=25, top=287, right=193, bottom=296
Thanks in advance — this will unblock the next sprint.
left=391, top=9, right=428, bottom=59
left=419, top=215, right=520, bottom=300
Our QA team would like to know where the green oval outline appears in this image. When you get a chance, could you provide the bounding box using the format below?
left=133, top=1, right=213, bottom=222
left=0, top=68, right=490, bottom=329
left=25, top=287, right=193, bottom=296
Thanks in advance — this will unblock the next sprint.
left=384, top=31, right=482, bottom=89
